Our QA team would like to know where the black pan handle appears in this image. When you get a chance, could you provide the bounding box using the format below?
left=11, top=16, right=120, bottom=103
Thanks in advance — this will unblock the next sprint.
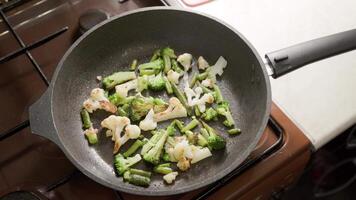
left=29, top=88, right=61, bottom=146
left=265, top=29, right=356, bottom=78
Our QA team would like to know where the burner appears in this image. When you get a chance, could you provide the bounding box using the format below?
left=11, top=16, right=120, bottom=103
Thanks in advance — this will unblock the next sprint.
left=0, top=191, right=41, bottom=200
left=79, top=9, right=110, bottom=35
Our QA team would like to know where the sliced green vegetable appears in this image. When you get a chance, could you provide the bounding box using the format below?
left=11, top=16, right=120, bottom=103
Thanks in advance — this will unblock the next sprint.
left=189, top=73, right=198, bottom=88
left=150, top=49, right=161, bottom=62
left=129, top=168, right=152, bottom=178
left=102, top=71, right=136, bottom=90
left=114, top=154, right=141, bottom=175
left=228, top=128, right=241, bottom=135
left=85, top=131, right=98, bottom=145
left=171, top=59, right=183, bottom=74
left=130, top=59, right=138, bottom=71
left=163, top=75, right=173, bottom=94
left=123, top=171, right=150, bottom=187
left=181, top=117, right=199, bottom=133
left=213, top=84, right=224, bottom=103
left=123, top=140, right=144, bottom=158
left=138, top=59, right=163, bottom=76
left=154, top=163, right=173, bottom=175
left=80, top=109, right=92, bottom=129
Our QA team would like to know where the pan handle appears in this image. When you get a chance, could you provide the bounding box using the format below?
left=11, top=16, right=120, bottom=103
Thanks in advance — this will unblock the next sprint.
left=29, top=88, right=61, bottom=146
left=265, top=29, right=356, bottom=78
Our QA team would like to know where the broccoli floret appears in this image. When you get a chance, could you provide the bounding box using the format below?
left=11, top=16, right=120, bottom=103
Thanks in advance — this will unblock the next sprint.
left=148, top=73, right=166, bottom=91
left=216, top=101, right=235, bottom=128
left=123, top=170, right=150, bottom=187
left=138, top=59, right=163, bottom=76
left=202, top=107, right=218, bottom=121
left=114, top=154, right=141, bottom=175
left=161, top=47, right=177, bottom=59
left=102, top=71, right=136, bottom=90
left=108, top=93, right=125, bottom=106
left=201, top=121, right=226, bottom=150
left=117, top=103, right=130, bottom=117
left=154, top=163, right=173, bottom=175
left=129, top=97, right=153, bottom=121
left=142, top=130, right=168, bottom=165
left=166, top=121, right=177, bottom=136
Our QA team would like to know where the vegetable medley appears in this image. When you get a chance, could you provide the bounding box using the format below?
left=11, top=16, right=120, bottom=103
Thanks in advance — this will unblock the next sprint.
left=80, top=47, right=241, bottom=187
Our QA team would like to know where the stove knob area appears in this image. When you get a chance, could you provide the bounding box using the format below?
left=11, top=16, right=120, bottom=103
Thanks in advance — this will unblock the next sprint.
left=79, top=9, right=110, bottom=35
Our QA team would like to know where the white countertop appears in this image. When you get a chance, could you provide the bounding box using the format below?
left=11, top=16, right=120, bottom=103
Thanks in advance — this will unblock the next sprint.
left=166, top=0, right=356, bottom=149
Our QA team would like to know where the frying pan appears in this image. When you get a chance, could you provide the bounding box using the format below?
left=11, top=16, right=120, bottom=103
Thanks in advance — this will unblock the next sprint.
left=28, top=7, right=356, bottom=196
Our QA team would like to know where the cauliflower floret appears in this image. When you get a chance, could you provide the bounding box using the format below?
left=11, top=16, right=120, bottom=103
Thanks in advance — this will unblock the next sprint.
left=121, top=124, right=141, bottom=144
left=154, top=97, right=187, bottom=122
left=177, top=156, right=191, bottom=171
left=201, top=78, right=214, bottom=88
left=83, top=88, right=117, bottom=113
left=167, top=70, right=181, bottom=84
left=197, top=56, right=209, bottom=70
left=190, top=146, right=212, bottom=164
left=192, top=93, right=214, bottom=113
left=163, top=172, right=179, bottom=184
left=139, top=109, right=157, bottom=131
left=115, top=79, right=137, bottom=97
left=177, top=53, right=193, bottom=71
left=209, top=56, right=227, bottom=83
left=101, top=115, right=130, bottom=154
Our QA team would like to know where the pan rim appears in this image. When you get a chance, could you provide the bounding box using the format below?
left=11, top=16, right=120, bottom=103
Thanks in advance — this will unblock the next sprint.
left=51, top=6, right=272, bottom=196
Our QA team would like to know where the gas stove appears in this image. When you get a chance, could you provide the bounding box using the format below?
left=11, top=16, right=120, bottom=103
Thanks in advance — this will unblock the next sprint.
left=0, top=1, right=311, bottom=199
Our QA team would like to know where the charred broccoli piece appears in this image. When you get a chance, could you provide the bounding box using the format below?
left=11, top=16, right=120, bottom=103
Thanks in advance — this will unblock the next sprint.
left=148, top=73, right=166, bottom=91
left=216, top=101, right=235, bottom=128
left=141, top=130, right=168, bottom=165
left=200, top=121, right=226, bottom=150
left=129, top=97, right=153, bottom=121
left=128, top=96, right=167, bottom=121
left=114, top=154, right=141, bottom=175
left=138, top=59, right=163, bottom=76
left=102, top=71, right=136, bottom=90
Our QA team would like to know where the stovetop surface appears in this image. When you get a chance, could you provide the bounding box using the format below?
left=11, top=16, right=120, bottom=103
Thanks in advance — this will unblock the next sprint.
left=0, top=1, right=309, bottom=199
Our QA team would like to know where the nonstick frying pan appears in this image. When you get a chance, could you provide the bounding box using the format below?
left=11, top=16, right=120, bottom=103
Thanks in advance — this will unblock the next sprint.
left=29, top=7, right=356, bottom=196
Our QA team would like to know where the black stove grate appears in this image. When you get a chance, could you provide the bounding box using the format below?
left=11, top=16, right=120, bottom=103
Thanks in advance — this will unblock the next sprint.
left=0, top=2, right=285, bottom=200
